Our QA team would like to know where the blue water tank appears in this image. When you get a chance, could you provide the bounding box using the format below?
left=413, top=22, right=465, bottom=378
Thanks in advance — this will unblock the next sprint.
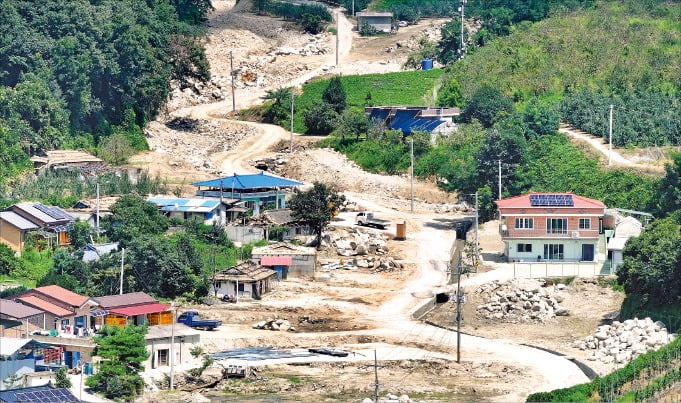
left=421, top=59, right=434, bottom=70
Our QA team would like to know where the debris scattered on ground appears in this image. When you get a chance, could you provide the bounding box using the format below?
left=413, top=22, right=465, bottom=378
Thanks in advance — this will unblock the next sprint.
left=143, top=119, right=256, bottom=173
left=573, top=317, right=676, bottom=364
left=252, top=318, right=295, bottom=332
left=362, top=392, right=425, bottom=403
left=475, top=279, right=570, bottom=323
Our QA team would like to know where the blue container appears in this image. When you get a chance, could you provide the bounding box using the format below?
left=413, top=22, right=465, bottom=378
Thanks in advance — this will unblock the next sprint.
left=421, top=59, right=434, bottom=70
left=84, top=362, right=92, bottom=375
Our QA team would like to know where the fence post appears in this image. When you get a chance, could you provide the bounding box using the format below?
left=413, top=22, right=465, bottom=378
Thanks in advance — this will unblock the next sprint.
left=546, top=264, right=548, bottom=278
left=513, top=263, right=516, bottom=278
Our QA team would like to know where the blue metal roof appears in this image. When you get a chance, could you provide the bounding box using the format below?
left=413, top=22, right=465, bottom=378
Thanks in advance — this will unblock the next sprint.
left=192, top=171, right=303, bottom=190
left=391, top=118, right=444, bottom=134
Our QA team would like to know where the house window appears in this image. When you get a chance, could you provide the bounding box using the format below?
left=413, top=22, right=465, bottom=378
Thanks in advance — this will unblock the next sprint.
left=579, top=218, right=591, bottom=229
left=515, top=218, right=533, bottom=229
left=543, top=244, right=564, bottom=260
left=158, top=349, right=169, bottom=366
left=546, top=218, right=568, bottom=234
left=517, top=243, right=532, bottom=253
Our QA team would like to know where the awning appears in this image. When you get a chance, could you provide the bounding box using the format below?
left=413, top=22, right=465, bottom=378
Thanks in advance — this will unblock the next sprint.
left=260, top=255, right=292, bottom=266
left=89, top=310, right=108, bottom=317
left=108, top=303, right=169, bottom=317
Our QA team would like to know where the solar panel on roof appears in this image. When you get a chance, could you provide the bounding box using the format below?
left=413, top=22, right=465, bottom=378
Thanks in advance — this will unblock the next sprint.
left=15, top=388, right=78, bottom=402
left=529, top=194, right=574, bottom=206
left=33, top=203, right=72, bottom=220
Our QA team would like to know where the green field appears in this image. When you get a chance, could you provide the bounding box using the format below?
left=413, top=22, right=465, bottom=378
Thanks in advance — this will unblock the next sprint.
left=292, top=69, right=443, bottom=132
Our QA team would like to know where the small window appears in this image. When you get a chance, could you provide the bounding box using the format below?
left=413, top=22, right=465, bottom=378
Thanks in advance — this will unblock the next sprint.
left=518, top=243, right=532, bottom=252
left=515, top=218, right=534, bottom=229
left=579, top=218, right=591, bottom=229
left=158, top=349, right=169, bottom=366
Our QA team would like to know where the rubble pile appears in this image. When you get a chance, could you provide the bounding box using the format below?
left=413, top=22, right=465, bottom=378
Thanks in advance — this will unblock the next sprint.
left=252, top=318, right=295, bottom=332
left=475, top=279, right=570, bottom=323
left=144, top=119, right=256, bottom=173
left=573, top=318, right=676, bottom=364
left=326, top=226, right=390, bottom=257
left=362, top=393, right=423, bottom=403
left=269, top=34, right=330, bottom=57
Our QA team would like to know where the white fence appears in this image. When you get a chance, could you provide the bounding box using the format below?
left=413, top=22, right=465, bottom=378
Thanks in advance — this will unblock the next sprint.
left=512, top=262, right=612, bottom=279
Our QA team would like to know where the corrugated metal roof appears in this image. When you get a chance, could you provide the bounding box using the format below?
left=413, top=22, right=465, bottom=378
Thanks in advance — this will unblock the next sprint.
left=260, top=256, right=293, bottom=266
left=147, top=197, right=222, bottom=213
left=13, top=203, right=74, bottom=224
left=0, top=299, right=44, bottom=319
left=0, top=211, right=39, bottom=230
left=356, top=12, right=393, bottom=17
left=32, top=285, right=89, bottom=308
left=146, top=323, right=201, bottom=339
left=93, top=292, right=157, bottom=309
left=108, top=302, right=169, bottom=317
left=214, top=261, right=277, bottom=282
left=192, top=171, right=303, bottom=190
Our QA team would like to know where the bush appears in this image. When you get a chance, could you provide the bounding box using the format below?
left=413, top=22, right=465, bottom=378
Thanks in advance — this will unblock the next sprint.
left=301, top=13, right=326, bottom=34
left=304, top=103, right=339, bottom=134
left=322, top=76, right=347, bottom=113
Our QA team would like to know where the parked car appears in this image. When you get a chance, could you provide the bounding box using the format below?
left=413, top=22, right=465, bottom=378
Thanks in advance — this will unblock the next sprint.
left=177, top=311, right=222, bottom=330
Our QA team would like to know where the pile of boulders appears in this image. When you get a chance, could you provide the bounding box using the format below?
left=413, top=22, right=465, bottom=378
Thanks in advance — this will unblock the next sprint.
left=252, top=318, right=295, bottom=332
left=573, top=318, right=676, bottom=364
left=475, top=279, right=570, bottom=323
left=355, top=256, right=403, bottom=272
left=271, top=36, right=330, bottom=56
left=327, top=226, right=389, bottom=257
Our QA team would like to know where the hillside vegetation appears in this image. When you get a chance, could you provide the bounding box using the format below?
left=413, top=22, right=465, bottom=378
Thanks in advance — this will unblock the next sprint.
left=291, top=70, right=443, bottom=132
left=443, top=0, right=681, bottom=146
left=0, top=0, right=211, bottom=184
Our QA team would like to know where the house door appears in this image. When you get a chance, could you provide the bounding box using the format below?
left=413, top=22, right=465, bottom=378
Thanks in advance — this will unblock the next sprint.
left=582, top=244, right=595, bottom=261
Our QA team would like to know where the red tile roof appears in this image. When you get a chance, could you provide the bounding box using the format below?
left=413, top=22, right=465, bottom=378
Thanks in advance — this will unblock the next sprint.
left=16, top=296, right=73, bottom=317
left=496, top=192, right=606, bottom=209
left=93, top=292, right=157, bottom=309
left=33, top=285, right=89, bottom=307
left=260, top=256, right=293, bottom=266
left=108, top=303, right=169, bottom=317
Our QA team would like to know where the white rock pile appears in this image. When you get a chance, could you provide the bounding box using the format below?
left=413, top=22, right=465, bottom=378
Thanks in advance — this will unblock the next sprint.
left=326, top=227, right=389, bottom=257
left=252, top=318, right=295, bottom=332
left=362, top=393, right=424, bottom=403
left=573, top=318, right=676, bottom=364
left=475, top=279, right=570, bottom=323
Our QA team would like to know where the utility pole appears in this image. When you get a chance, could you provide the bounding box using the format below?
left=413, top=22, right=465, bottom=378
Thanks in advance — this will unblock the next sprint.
left=352, top=0, right=355, bottom=16
left=373, top=350, right=379, bottom=402
left=410, top=137, right=414, bottom=212
left=96, top=182, right=100, bottom=236
left=459, top=0, right=466, bottom=57
left=290, top=91, right=294, bottom=153
left=497, top=160, right=502, bottom=200
left=474, top=192, right=479, bottom=268
left=336, top=12, right=340, bottom=66
left=230, top=51, right=236, bottom=113
left=119, top=248, right=125, bottom=295
left=169, top=306, right=176, bottom=390
left=455, top=248, right=465, bottom=363
left=608, top=104, right=614, bottom=165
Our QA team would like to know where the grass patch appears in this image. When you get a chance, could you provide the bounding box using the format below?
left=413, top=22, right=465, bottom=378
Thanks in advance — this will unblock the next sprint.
left=292, top=69, right=443, bottom=132
left=269, top=373, right=308, bottom=385
left=597, top=276, right=625, bottom=292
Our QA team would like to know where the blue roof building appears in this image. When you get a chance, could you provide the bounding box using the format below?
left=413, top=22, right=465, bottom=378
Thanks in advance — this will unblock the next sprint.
left=147, top=197, right=240, bottom=225
left=192, top=172, right=303, bottom=216
left=366, top=106, right=459, bottom=135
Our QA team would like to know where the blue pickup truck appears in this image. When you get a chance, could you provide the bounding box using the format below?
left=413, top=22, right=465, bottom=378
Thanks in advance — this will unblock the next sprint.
left=177, top=311, right=222, bottom=330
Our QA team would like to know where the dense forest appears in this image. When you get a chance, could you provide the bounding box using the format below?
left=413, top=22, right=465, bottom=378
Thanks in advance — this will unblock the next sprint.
left=0, top=0, right=212, bottom=184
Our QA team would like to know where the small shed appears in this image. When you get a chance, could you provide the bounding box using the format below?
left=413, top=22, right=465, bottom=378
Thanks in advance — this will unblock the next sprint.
left=252, top=242, right=317, bottom=279
left=214, top=261, right=277, bottom=300
left=356, top=12, right=393, bottom=33
left=145, top=324, right=201, bottom=369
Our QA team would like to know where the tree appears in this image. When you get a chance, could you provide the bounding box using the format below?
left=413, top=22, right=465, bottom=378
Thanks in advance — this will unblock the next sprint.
left=68, top=220, right=94, bottom=250
left=0, top=243, right=23, bottom=275
left=98, top=133, right=135, bottom=165
left=475, top=118, right=528, bottom=195
left=261, top=87, right=293, bottom=126
left=304, top=102, right=338, bottom=135
left=656, top=153, right=681, bottom=216
left=336, top=109, right=370, bottom=140
left=461, top=85, right=514, bottom=128
left=616, top=216, right=681, bottom=307
left=438, top=18, right=468, bottom=64
left=322, top=76, right=347, bottom=113
left=55, top=367, right=72, bottom=389
left=289, top=182, right=346, bottom=247
left=301, top=13, right=325, bottom=34
left=522, top=99, right=559, bottom=137
left=104, top=195, right=169, bottom=246
left=86, top=325, right=149, bottom=401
